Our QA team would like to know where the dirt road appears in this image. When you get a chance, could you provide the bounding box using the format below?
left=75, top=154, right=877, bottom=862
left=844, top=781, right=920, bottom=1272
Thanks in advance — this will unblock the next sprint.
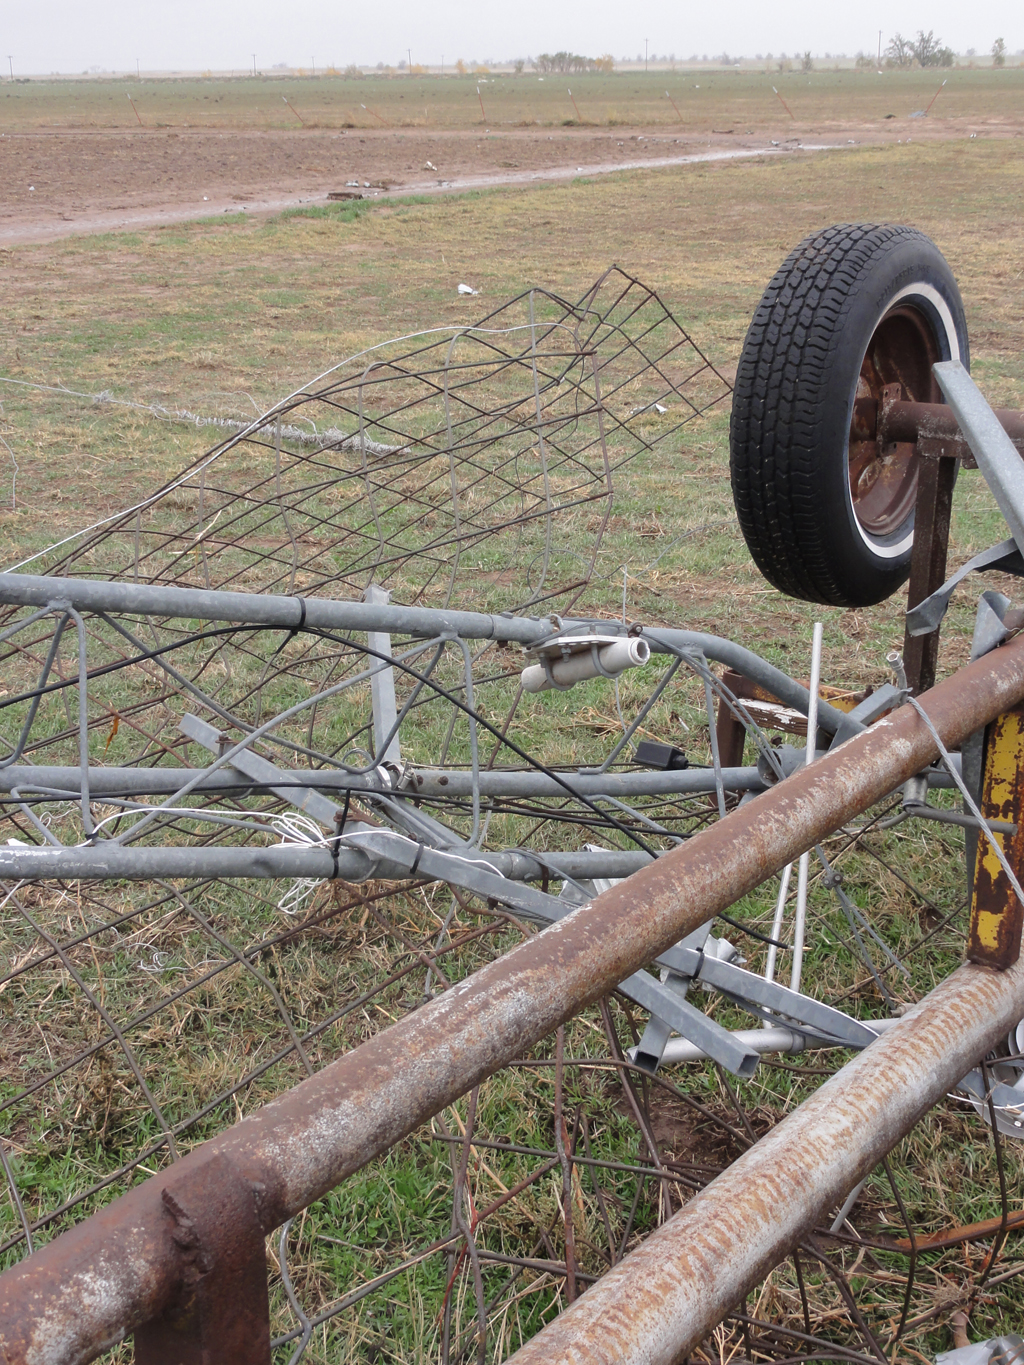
left=0, top=118, right=1002, bottom=246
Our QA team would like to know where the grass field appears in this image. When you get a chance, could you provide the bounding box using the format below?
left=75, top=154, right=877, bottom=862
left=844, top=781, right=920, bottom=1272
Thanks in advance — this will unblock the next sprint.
left=3, top=123, right=1023, bottom=677
left=2, top=68, right=1023, bottom=132
left=2, top=76, right=1024, bottom=1362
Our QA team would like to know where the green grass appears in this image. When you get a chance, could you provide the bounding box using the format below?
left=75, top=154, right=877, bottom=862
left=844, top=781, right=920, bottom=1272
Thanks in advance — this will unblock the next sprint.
left=2, top=124, right=1024, bottom=1361
left=2, top=68, right=1022, bottom=132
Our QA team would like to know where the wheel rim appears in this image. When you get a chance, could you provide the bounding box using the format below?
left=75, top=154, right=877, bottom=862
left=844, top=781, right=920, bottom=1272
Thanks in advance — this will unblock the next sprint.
left=848, top=302, right=945, bottom=543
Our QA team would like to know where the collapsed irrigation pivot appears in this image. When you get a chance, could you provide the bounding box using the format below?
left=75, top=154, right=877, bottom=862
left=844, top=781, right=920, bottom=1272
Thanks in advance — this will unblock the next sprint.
left=3, top=231, right=1024, bottom=1364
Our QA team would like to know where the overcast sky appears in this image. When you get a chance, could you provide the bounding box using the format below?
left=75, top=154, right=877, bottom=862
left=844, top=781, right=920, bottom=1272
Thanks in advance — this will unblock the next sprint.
left=2, top=0, right=1020, bottom=76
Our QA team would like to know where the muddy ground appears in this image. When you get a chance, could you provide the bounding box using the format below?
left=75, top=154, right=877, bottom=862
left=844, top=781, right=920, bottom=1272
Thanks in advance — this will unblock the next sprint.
left=3, top=114, right=1020, bottom=246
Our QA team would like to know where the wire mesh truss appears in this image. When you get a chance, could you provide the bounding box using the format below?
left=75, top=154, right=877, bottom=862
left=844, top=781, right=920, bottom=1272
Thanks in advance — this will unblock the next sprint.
left=19, top=266, right=731, bottom=615
left=2, top=272, right=1023, bottom=1364
left=2, top=617, right=1024, bottom=1364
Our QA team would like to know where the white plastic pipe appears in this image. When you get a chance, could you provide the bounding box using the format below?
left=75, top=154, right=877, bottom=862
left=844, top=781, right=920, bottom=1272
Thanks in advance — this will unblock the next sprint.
left=790, top=621, right=823, bottom=994
left=521, top=637, right=651, bottom=693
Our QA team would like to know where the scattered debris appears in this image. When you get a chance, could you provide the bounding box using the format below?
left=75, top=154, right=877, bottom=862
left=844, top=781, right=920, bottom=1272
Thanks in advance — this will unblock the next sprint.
left=423, top=159, right=437, bottom=170
left=328, top=190, right=363, bottom=201
left=457, top=282, right=479, bottom=295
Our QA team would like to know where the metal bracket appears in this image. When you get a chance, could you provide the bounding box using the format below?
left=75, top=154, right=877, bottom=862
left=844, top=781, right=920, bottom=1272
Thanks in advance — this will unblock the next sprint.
left=829, top=684, right=903, bottom=749
left=907, top=538, right=1024, bottom=638
left=134, top=1153, right=271, bottom=1365
left=181, top=713, right=461, bottom=850
left=179, top=714, right=349, bottom=828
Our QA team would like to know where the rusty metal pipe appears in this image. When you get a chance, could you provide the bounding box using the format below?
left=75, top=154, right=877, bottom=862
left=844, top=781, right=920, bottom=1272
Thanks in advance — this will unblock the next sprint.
left=503, top=953, right=1024, bottom=1365
left=879, top=399, right=1024, bottom=450
left=4, top=637, right=1024, bottom=1364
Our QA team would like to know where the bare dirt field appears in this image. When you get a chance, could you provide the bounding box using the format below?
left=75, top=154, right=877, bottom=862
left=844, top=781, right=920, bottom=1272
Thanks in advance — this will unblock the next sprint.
left=2, top=68, right=1023, bottom=244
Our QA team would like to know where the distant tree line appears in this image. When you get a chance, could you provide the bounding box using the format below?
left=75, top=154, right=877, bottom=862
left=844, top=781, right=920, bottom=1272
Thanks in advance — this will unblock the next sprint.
left=531, top=52, right=614, bottom=73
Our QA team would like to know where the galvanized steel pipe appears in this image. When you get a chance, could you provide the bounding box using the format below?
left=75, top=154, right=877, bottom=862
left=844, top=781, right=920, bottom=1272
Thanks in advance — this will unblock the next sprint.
left=504, top=954, right=1024, bottom=1365
left=0, top=841, right=656, bottom=884
left=0, top=573, right=850, bottom=733
left=0, top=761, right=766, bottom=800
left=3, top=636, right=1024, bottom=1364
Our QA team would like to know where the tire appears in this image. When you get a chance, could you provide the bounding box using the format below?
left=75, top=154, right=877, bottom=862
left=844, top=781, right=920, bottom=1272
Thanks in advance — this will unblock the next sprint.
left=729, top=223, right=969, bottom=608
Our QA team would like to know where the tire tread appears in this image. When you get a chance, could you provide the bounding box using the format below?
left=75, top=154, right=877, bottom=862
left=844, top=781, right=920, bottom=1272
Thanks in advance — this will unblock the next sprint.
left=730, top=223, right=959, bottom=606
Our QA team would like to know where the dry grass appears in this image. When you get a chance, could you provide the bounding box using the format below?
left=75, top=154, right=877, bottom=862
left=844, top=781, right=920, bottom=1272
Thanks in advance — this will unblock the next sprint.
left=2, top=98, right=1024, bottom=1362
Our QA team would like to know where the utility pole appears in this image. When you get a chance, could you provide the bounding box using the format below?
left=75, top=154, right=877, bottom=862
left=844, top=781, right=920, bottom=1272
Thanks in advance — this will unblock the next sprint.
left=878, top=30, right=882, bottom=65
left=408, top=47, right=412, bottom=72
left=645, top=38, right=649, bottom=72
left=252, top=53, right=257, bottom=77
left=7, top=56, right=13, bottom=80
left=136, top=58, right=140, bottom=78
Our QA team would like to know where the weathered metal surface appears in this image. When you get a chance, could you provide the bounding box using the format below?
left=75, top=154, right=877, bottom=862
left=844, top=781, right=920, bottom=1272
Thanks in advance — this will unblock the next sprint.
left=0, top=573, right=852, bottom=735
left=715, top=673, right=867, bottom=773
left=502, top=950, right=1024, bottom=1365
left=879, top=397, right=1024, bottom=451
left=968, top=703, right=1024, bottom=968
left=0, top=762, right=768, bottom=801
left=902, top=450, right=957, bottom=694
left=935, top=360, right=1024, bottom=553
left=4, top=636, right=1024, bottom=1364
left=134, top=1154, right=271, bottom=1365
left=0, top=841, right=664, bottom=885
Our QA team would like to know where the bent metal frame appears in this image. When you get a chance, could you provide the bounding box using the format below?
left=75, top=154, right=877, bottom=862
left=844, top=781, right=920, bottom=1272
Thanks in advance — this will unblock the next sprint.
left=2, top=277, right=1024, bottom=1362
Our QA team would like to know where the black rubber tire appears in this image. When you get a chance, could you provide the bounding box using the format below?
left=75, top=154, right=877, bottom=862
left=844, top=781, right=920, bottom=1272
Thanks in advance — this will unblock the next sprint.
left=729, top=222, right=970, bottom=608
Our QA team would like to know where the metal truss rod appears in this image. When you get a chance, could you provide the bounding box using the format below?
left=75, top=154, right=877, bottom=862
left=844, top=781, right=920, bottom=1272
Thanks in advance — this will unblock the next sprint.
left=4, top=635, right=1023, bottom=1365
left=0, top=574, right=852, bottom=734
left=654, top=1015, right=903, bottom=1066
left=504, top=953, right=1024, bottom=1365
left=0, top=841, right=655, bottom=884
left=0, top=763, right=767, bottom=800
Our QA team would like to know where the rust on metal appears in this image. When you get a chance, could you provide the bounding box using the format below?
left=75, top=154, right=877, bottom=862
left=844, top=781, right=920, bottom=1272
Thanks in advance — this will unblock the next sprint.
left=5, top=637, right=1024, bottom=1365
left=715, top=669, right=776, bottom=768
left=968, top=703, right=1024, bottom=969
left=714, top=670, right=866, bottom=768
left=133, top=1153, right=271, bottom=1365
left=893, top=1208, right=1024, bottom=1253
left=878, top=398, right=1024, bottom=453
left=901, top=448, right=957, bottom=695
left=503, top=951, right=1024, bottom=1365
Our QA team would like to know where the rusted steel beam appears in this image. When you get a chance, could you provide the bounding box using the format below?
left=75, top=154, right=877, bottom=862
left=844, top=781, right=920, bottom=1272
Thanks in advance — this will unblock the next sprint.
left=4, top=637, right=1024, bottom=1365
left=715, top=669, right=765, bottom=769
left=902, top=450, right=957, bottom=694
left=968, top=703, right=1024, bottom=969
left=501, top=949, right=1024, bottom=1365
